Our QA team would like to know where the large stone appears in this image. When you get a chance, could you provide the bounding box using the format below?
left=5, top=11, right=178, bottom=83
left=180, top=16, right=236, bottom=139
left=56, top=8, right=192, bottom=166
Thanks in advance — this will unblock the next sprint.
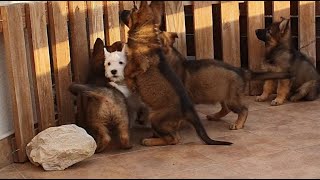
left=26, top=124, right=97, bottom=171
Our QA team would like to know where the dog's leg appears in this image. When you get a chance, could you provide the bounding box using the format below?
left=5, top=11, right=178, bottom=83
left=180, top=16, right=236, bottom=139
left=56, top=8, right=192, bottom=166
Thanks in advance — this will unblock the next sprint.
left=305, top=86, right=319, bottom=101
left=142, top=132, right=179, bottom=146
left=89, top=124, right=111, bottom=153
left=207, top=101, right=230, bottom=121
left=117, top=119, right=133, bottom=149
left=290, top=80, right=317, bottom=102
left=228, top=104, right=248, bottom=130
left=256, top=80, right=276, bottom=102
left=271, top=79, right=291, bottom=106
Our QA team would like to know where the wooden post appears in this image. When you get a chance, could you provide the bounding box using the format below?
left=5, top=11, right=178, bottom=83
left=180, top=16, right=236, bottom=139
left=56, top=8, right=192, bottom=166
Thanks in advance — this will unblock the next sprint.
left=272, top=1, right=291, bottom=21
left=165, top=1, right=187, bottom=57
left=1, top=3, right=35, bottom=162
left=104, top=1, right=121, bottom=46
left=25, top=2, right=55, bottom=130
left=47, top=1, right=75, bottom=125
left=119, top=1, right=133, bottom=42
left=193, top=1, right=214, bottom=59
left=87, top=1, right=105, bottom=52
left=247, top=1, right=265, bottom=95
left=220, top=1, right=240, bottom=67
left=299, top=1, right=316, bottom=66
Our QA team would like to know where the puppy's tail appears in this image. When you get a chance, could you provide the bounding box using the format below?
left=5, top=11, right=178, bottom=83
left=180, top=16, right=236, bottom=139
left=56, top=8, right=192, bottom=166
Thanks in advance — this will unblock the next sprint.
left=69, top=83, right=105, bottom=100
left=243, top=69, right=291, bottom=81
left=185, top=109, right=233, bottom=145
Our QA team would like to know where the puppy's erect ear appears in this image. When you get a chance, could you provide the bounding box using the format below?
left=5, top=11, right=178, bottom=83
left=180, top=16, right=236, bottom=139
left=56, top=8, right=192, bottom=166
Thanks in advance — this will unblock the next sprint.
left=279, top=18, right=290, bottom=34
left=139, top=1, right=148, bottom=10
left=105, top=41, right=124, bottom=52
left=150, top=1, right=164, bottom=16
left=93, top=38, right=105, bottom=56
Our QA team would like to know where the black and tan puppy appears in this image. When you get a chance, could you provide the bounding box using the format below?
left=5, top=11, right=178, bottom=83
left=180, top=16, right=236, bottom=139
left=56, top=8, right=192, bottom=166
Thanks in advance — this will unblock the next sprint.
left=255, top=17, right=320, bottom=105
left=69, top=83, right=132, bottom=153
left=123, top=1, right=232, bottom=146
left=121, top=9, right=291, bottom=130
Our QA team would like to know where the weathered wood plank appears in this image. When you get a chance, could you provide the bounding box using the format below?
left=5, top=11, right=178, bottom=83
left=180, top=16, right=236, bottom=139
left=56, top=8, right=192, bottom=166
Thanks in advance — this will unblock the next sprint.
left=272, top=1, right=290, bottom=21
left=1, top=3, right=35, bottom=162
left=247, top=1, right=265, bottom=95
left=220, top=1, right=240, bottom=67
left=165, top=1, right=187, bottom=57
left=119, top=1, right=133, bottom=42
left=47, top=1, right=75, bottom=125
left=87, top=1, right=105, bottom=52
left=104, top=1, right=121, bottom=45
left=25, top=2, right=55, bottom=130
left=193, top=1, right=214, bottom=59
left=299, top=1, right=316, bottom=66
left=68, top=1, right=90, bottom=83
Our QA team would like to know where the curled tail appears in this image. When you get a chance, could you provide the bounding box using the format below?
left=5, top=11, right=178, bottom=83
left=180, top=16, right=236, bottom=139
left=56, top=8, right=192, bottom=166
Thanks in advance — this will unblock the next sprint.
left=243, top=69, right=291, bottom=81
left=185, top=110, right=232, bottom=145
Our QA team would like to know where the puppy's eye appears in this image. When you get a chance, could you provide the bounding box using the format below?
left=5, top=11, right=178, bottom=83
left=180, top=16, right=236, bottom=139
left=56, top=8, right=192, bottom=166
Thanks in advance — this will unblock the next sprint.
left=267, top=29, right=272, bottom=34
left=108, top=62, right=111, bottom=66
left=119, top=61, right=123, bottom=65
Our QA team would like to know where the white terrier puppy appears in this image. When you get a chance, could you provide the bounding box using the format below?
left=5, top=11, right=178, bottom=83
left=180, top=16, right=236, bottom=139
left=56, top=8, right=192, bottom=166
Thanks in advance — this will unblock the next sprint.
left=104, top=45, right=130, bottom=97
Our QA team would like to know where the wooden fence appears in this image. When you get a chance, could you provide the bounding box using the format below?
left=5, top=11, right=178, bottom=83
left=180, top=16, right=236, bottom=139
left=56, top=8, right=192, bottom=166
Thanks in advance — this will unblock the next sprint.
left=0, top=1, right=318, bottom=162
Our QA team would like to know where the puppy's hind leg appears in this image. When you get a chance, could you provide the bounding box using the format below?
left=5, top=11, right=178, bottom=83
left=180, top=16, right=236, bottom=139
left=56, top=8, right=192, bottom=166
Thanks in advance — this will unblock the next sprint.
left=207, top=101, right=230, bottom=121
left=117, top=118, right=133, bottom=149
left=290, top=80, right=317, bottom=102
left=89, top=124, right=111, bottom=153
left=227, top=100, right=248, bottom=130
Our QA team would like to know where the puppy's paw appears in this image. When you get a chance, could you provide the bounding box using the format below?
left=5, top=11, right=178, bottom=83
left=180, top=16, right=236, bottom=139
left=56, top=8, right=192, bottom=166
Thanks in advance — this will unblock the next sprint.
left=229, top=124, right=243, bottom=130
left=141, top=138, right=152, bottom=146
left=109, top=82, right=118, bottom=87
left=255, top=95, right=267, bottom=102
left=271, top=99, right=284, bottom=106
left=121, top=143, right=133, bottom=150
left=289, top=95, right=299, bottom=102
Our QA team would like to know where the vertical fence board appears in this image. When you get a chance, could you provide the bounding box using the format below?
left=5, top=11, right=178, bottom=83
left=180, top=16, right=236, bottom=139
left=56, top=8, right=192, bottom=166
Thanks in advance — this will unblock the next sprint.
left=48, top=1, right=74, bottom=125
left=68, top=1, right=90, bottom=83
left=68, top=1, right=90, bottom=127
left=247, top=2, right=265, bottom=95
left=119, top=1, right=133, bottom=42
left=1, top=4, right=35, bottom=162
left=104, top=1, right=121, bottom=45
left=165, top=1, right=187, bottom=57
left=193, top=1, right=214, bottom=59
left=272, top=1, right=290, bottom=21
left=299, top=1, right=316, bottom=66
left=220, top=1, right=240, bottom=67
left=25, top=2, right=55, bottom=130
left=87, top=1, right=105, bottom=51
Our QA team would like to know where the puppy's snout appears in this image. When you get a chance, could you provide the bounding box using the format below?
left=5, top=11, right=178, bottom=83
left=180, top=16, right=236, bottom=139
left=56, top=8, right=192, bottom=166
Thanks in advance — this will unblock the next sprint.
left=111, top=70, right=117, bottom=75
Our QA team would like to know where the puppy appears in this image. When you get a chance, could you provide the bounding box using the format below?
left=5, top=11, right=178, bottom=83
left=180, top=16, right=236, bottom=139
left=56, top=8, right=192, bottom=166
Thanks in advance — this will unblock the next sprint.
left=120, top=11, right=291, bottom=130
left=255, top=17, right=320, bottom=105
left=103, top=43, right=149, bottom=126
left=69, top=83, right=132, bottom=153
left=122, top=1, right=232, bottom=146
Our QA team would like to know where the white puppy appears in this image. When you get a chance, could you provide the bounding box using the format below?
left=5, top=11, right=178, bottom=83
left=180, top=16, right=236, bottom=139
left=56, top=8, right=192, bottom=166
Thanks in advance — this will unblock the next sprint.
left=104, top=44, right=131, bottom=97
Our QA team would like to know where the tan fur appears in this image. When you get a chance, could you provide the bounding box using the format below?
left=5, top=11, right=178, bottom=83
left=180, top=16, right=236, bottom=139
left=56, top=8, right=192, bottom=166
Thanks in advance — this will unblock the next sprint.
left=255, top=17, right=320, bottom=105
left=69, top=84, right=132, bottom=153
left=123, top=1, right=231, bottom=146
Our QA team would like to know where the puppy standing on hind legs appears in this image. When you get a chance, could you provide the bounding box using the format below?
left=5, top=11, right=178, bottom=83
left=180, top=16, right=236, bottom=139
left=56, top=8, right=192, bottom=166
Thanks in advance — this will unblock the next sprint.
left=123, top=1, right=232, bottom=146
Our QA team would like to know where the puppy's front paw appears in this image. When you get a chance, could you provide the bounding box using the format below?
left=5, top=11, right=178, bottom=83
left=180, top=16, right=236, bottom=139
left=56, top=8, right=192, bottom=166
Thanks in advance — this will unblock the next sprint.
left=229, top=124, right=243, bottom=130
left=255, top=95, right=267, bottom=102
left=271, top=99, right=284, bottom=106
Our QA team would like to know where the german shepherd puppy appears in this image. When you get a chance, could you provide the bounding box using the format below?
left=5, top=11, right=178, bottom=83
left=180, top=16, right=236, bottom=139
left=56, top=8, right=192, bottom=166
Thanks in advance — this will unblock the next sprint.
left=120, top=11, right=291, bottom=130
left=255, top=17, right=320, bottom=105
left=69, top=83, right=132, bottom=153
left=123, top=1, right=232, bottom=146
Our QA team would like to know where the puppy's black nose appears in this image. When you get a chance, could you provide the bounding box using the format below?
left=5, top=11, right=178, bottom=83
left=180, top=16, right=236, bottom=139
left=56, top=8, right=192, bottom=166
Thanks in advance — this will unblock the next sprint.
left=111, top=70, right=117, bottom=75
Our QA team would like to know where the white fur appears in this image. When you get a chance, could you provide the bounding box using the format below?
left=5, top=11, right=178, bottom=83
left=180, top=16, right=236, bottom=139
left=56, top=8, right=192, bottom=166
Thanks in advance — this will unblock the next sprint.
left=104, top=45, right=131, bottom=97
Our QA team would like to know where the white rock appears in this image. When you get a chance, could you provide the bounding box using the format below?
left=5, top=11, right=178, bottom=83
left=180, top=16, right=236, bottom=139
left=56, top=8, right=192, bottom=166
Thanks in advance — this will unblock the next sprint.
left=26, top=124, right=97, bottom=171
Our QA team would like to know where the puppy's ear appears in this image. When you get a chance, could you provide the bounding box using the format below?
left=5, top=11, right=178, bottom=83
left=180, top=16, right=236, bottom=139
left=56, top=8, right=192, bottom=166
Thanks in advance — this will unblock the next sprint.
left=139, top=1, right=148, bottom=10
left=93, top=38, right=105, bottom=56
left=279, top=18, right=290, bottom=34
left=105, top=41, right=124, bottom=52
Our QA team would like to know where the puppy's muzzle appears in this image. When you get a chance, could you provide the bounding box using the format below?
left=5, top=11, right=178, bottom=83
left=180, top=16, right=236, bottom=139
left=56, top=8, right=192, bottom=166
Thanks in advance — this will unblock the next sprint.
left=255, top=29, right=267, bottom=42
left=111, top=70, right=118, bottom=75
left=120, top=10, right=131, bottom=27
